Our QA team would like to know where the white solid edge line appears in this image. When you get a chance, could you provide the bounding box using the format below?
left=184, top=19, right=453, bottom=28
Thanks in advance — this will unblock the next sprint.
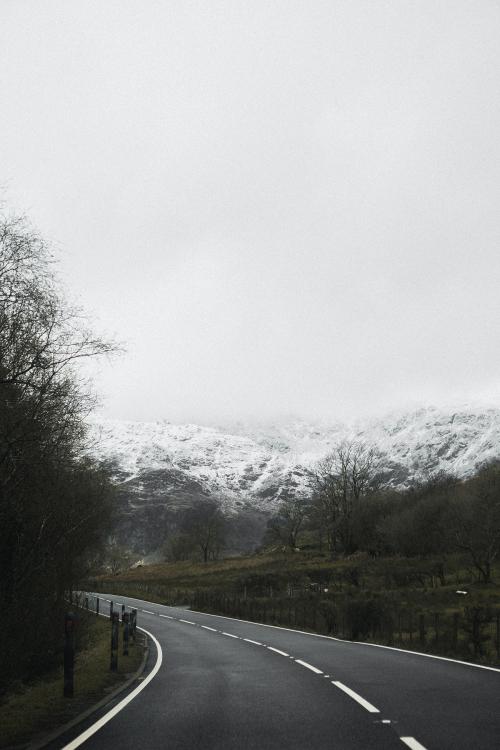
left=183, top=607, right=500, bottom=674
left=295, top=659, right=323, bottom=674
left=332, top=681, right=380, bottom=713
left=243, top=638, right=262, bottom=646
left=222, top=632, right=239, bottom=638
left=62, top=626, right=162, bottom=750
left=268, top=646, right=289, bottom=657
left=344, top=639, right=500, bottom=674
left=400, top=737, right=428, bottom=750
left=97, top=593, right=500, bottom=675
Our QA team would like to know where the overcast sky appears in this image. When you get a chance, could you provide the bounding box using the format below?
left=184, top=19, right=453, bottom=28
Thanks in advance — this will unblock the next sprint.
left=1, top=1, right=500, bottom=424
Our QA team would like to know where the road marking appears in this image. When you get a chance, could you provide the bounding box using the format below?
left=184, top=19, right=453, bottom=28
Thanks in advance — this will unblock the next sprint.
left=332, top=681, right=380, bottom=713
left=62, top=626, right=162, bottom=750
left=179, top=619, right=196, bottom=625
left=222, top=632, right=239, bottom=638
left=159, top=614, right=173, bottom=619
left=182, top=605, right=500, bottom=674
left=201, top=625, right=218, bottom=632
left=295, top=659, right=323, bottom=674
left=243, top=638, right=262, bottom=646
left=267, top=646, right=289, bottom=657
left=141, top=609, right=155, bottom=614
left=400, top=738, right=427, bottom=750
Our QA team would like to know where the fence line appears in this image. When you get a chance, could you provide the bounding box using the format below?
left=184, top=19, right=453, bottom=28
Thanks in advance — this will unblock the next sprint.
left=86, top=581, right=500, bottom=664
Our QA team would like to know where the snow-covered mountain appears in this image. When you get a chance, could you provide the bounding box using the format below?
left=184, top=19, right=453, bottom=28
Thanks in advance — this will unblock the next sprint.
left=87, top=405, right=500, bottom=554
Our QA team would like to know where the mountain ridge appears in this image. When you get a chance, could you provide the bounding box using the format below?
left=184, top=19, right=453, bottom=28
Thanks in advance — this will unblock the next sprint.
left=86, top=405, right=500, bottom=554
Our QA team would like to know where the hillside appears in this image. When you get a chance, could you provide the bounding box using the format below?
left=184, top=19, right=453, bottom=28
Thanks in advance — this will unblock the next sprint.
left=87, top=405, right=500, bottom=555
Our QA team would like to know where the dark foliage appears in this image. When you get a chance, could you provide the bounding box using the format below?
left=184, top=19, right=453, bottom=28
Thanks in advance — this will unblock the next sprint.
left=0, top=215, right=116, bottom=692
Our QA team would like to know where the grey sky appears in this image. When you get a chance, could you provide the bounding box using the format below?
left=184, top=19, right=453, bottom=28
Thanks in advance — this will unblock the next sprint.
left=1, top=1, right=500, bottom=423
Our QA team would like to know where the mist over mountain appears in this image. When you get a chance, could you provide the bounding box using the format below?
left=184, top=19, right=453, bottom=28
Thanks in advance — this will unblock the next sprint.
left=87, top=405, right=500, bottom=556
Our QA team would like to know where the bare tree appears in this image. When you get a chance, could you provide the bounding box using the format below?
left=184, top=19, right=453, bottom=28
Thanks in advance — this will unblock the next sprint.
left=450, top=464, right=500, bottom=583
left=266, top=494, right=308, bottom=550
left=313, top=441, right=379, bottom=557
left=180, top=499, right=226, bottom=563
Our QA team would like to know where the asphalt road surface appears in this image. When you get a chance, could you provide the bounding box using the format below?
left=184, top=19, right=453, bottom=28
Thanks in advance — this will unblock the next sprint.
left=57, top=593, right=500, bottom=750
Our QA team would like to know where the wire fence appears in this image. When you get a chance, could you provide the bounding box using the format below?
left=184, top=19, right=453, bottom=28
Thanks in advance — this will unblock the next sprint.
left=190, top=590, right=500, bottom=662
left=86, top=579, right=500, bottom=665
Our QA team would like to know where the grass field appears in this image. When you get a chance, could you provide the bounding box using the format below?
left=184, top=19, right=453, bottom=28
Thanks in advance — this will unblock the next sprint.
left=90, top=550, right=500, bottom=666
left=0, top=610, right=145, bottom=749
left=91, top=549, right=500, bottom=603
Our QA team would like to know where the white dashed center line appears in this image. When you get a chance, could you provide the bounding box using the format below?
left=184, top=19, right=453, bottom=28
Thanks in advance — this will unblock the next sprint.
left=332, top=681, right=380, bottom=713
left=95, top=601, right=432, bottom=750
left=400, top=738, right=428, bottom=750
left=267, top=647, right=289, bottom=657
left=94, top=601, right=432, bottom=750
left=295, top=659, right=323, bottom=674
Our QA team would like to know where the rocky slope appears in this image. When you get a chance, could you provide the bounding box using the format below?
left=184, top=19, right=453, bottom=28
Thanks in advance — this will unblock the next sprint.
left=88, top=405, right=500, bottom=554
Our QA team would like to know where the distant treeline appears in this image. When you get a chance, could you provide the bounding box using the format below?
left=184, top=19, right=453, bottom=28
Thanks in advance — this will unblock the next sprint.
left=0, top=214, right=116, bottom=692
left=265, top=442, right=500, bottom=583
left=145, top=440, right=500, bottom=584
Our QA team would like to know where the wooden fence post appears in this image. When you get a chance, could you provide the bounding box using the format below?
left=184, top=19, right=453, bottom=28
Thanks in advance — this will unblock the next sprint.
left=496, top=611, right=500, bottom=660
left=64, top=612, right=76, bottom=697
left=123, top=612, right=130, bottom=656
left=110, top=611, right=119, bottom=671
left=131, top=608, right=137, bottom=641
left=453, top=612, right=459, bottom=652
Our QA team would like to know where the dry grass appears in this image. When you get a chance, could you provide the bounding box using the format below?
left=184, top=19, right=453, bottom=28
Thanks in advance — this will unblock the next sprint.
left=0, top=614, right=145, bottom=748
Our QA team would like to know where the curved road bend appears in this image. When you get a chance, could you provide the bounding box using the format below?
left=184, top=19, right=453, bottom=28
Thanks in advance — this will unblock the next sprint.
left=59, top=593, right=500, bottom=750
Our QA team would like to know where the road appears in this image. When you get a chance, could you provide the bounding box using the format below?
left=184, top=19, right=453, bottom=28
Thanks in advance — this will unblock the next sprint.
left=57, top=593, right=500, bottom=749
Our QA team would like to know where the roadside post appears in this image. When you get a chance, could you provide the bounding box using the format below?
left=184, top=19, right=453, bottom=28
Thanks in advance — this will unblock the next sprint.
left=110, top=611, right=119, bottom=671
left=96, top=596, right=100, bottom=615
left=110, top=600, right=114, bottom=618
left=419, top=614, right=426, bottom=645
left=64, top=612, right=76, bottom=697
left=453, top=612, right=459, bottom=651
left=131, top=608, right=137, bottom=641
left=122, top=603, right=125, bottom=621
left=496, top=611, right=500, bottom=659
left=123, top=612, right=130, bottom=655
